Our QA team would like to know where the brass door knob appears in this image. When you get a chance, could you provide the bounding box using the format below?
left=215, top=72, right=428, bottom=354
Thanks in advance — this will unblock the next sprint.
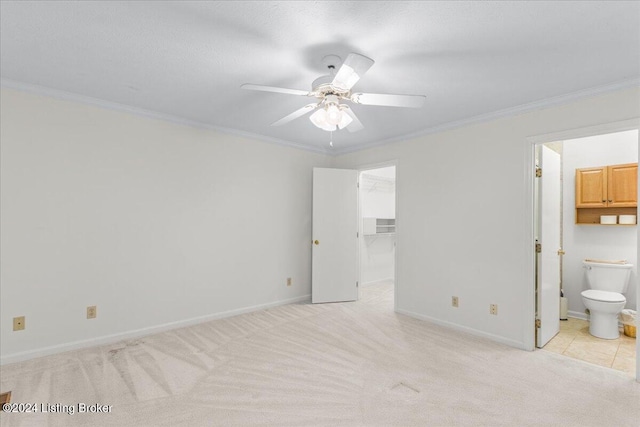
left=314, top=240, right=320, bottom=245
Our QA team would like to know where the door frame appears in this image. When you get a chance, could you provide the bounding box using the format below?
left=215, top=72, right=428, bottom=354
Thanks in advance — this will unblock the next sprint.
left=524, top=118, right=640, bottom=381
left=358, top=160, right=399, bottom=312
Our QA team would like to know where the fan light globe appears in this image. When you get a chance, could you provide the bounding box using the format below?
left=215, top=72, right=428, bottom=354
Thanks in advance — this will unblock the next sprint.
left=309, top=109, right=336, bottom=131
left=337, top=108, right=353, bottom=129
left=325, top=104, right=342, bottom=125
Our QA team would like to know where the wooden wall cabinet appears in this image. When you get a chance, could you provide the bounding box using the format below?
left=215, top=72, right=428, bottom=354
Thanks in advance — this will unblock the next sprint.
left=575, top=163, right=637, bottom=224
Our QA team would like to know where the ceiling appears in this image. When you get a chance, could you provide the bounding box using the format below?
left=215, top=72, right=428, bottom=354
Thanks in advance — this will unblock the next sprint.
left=1, top=1, right=639, bottom=154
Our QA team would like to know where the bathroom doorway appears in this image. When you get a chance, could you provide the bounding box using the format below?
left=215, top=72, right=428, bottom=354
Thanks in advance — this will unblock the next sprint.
left=359, top=165, right=396, bottom=309
left=533, top=128, right=639, bottom=378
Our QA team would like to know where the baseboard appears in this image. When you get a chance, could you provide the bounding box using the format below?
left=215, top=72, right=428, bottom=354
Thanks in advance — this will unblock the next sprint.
left=567, top=310, right=589, bottom=321
left=361, top=278, right=394, bottom=287
left=567, top=310, right=629, bottom=328
left=0, top=294, right=310, bottom=366
left=395, top=308, right=528, bottom=350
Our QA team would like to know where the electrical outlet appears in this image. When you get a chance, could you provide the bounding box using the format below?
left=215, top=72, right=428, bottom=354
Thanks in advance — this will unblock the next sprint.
left=452, top=296, right=459, bottom=307
left=490, top=304, right=498, bottom=315
left=286, top=277, right=292, bottom=287
left=87, top=306, right=97, bottom=319
left=13, top=316, right=25, bottom=331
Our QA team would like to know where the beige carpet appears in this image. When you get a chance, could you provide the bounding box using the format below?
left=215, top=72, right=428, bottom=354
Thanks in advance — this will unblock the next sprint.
left=1, top=282, right=639, bottom=426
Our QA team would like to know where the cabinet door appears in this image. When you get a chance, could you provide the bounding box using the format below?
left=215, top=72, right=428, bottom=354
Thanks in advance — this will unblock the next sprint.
left=608, top=163, right=637, bottom=207
left=576, top=167, right=607, bottom=208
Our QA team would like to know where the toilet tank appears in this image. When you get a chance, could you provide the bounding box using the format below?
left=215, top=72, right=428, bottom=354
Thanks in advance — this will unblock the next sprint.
left=583, top=260, right=633, bottom=293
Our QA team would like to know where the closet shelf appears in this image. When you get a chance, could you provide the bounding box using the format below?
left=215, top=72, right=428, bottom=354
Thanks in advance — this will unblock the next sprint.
left=363, top=217, right=396, bottom=235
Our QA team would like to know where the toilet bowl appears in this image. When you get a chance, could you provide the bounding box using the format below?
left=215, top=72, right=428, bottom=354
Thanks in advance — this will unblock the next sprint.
left=581, top=260, right=632, bottom=340
left=581, top=290, right=626, bottom=339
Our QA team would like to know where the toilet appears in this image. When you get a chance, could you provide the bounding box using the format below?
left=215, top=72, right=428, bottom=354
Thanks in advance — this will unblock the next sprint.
left=581, top=260, right=633, bottom=339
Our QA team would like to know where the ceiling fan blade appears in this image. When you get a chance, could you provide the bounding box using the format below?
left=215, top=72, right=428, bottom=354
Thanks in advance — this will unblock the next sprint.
left=331, top=53, right=375, bottom=91
left=341, top=106, right=364, bottom=133
left=351, top=92, right=426, bottom=108
left=241, top=84, right=311, bottom=96
left=271, top=103, right=318, bottom=126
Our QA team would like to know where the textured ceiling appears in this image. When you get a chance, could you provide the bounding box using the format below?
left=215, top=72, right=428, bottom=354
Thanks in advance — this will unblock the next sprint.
left=1, top=1, right=639, bottom=154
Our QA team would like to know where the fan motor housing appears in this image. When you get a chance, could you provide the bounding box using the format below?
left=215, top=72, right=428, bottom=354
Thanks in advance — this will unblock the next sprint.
left=311, top=77, right=350, bottom=99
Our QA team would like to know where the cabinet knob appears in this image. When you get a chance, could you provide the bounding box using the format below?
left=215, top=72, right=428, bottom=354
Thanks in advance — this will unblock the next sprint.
left=314, top=240, right=320, bottom=245
left=608, top=200, right=612, bottom=203
left=602, top=200, right=606, bottom=203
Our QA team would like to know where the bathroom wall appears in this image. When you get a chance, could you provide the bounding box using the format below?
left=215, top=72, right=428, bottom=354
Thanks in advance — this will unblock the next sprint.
left=360, top=166, right=395, bottom=285
left=562, top=130, right=639, bottom=316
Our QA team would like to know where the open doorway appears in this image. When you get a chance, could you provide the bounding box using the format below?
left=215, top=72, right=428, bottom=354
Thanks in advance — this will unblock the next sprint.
left=534, top=129, right=638, bottom=378
left=359, top=165, right=396, bottom=309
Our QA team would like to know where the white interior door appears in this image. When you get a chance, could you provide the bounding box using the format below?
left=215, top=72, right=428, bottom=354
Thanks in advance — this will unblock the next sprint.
left=312, top=168, right=359, bottom=303
left=537, top=146, right=561, bottom=348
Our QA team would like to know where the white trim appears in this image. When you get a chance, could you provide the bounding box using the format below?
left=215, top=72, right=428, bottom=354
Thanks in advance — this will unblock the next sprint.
left=360, top=278, right=395, bottom=287
left=523, top=137, right=537, bottom=351
left=3, top=77, right=639, bottom=157
left=0, top=79, right=330, bottom=155
left=334, top=78, right=640, bottom=155
left=566, top=312, right=630, bottom=329
left=527, top=119, right=640, bottom=144
left=567, top=311, right=589, bottom=321
left=357, top=161, right=399, bottom=313
left=396, top=308, right=528, bottom=350
left=0, top=294, right=310, bottom=366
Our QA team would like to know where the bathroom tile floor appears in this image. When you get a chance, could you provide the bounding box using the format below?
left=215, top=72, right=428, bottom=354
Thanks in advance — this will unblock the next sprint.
left=543, top=317, right=636, bottom=376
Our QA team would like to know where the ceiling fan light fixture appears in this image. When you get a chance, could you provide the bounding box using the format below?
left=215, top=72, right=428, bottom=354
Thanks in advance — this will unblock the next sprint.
left=309, top=108, right=336, bottom=131
left=325, top=103, right=342, bottom=125
left=337, top=106, right=353, bottom=129
left=242, top=52, right=423, bottom=134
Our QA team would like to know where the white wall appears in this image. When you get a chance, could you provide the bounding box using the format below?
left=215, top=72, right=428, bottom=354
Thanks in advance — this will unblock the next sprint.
left=0, top=88, right=330, bottom=363
left=334, top=87, right=640, bottom=349
left=360, top=166, right=395, bottom=285
left=2, top=86, right=639, bottom=364
left=562, top=130, right=638, bottom=315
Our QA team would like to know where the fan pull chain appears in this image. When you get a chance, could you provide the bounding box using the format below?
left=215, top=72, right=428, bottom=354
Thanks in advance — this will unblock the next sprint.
left=329, top=131, right=334, bottom=148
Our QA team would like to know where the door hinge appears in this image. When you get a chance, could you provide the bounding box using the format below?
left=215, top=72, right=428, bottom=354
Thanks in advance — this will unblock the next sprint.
left=535, top=167, right=542, bottom=178
left=357, top=232, right=359, bottom=238
left=535, top=319, right=541, bottom=328
left=535, top=243, right=542, bottom=253
left=356, top=281, right=359, bottom=287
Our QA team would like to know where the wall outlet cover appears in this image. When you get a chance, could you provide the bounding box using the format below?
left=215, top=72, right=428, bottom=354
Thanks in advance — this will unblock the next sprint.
left=13, top=316, right=25, bottom=331
left=87, top=306, right=97, bottom=319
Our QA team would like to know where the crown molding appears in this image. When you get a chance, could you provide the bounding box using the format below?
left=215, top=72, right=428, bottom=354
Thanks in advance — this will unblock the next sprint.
left=332, top=77, right=640, bottom=155
left=3, top=76, right=638, bottom=157
left=0, top=79, right=332, bottom=156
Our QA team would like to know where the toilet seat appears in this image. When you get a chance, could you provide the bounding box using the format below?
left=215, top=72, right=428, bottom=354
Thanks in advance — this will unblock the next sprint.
left=581, top=289, right=626, bottom=303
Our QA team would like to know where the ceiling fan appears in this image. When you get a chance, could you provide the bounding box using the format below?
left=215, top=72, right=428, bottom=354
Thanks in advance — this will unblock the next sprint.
left=241, top=53, right=426, bottom=133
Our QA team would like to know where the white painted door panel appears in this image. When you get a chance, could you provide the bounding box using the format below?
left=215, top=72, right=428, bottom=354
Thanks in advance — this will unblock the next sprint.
left=537, top=146, right=561, bottom=348
left=312, top=168, right=359, bottom=303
